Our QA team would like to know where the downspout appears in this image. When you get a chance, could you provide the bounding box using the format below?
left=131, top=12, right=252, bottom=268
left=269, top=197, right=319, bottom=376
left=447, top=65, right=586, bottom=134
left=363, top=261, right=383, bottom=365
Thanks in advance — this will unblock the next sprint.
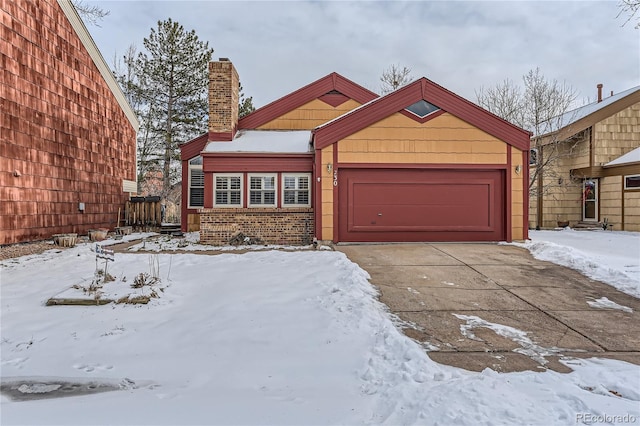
left=536, top=144, right=543, bottom=230
left=312, top=133, right=322, bottom=243
left=523, top=147, right=530, bottom=240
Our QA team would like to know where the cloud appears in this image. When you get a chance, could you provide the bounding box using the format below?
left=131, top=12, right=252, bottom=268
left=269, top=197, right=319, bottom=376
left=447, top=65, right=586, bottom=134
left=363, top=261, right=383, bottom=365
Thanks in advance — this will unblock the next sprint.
left=90, top=0, right=639, bottom=107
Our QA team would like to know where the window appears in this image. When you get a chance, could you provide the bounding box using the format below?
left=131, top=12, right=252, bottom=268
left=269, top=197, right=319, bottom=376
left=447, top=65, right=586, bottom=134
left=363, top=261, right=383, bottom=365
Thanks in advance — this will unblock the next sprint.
left=188, top=156, right=204, bottom=208
left=248, top=174, right=277, bottom=207
left=214, top=174, right=243, bottom=207
left=530, top=149, right=538, bottom=166
left=625, top=174, right=640, bottom=190
left=405, top=100, right=440, bottom=118
left=282, top=174, right=311, bottom=207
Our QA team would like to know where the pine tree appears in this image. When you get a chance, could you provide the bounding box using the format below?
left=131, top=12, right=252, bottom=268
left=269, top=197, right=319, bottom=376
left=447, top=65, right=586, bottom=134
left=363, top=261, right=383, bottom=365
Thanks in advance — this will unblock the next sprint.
left=239, top=82, right=255, bottom=118
left=127, top=19, right=213, bottom=198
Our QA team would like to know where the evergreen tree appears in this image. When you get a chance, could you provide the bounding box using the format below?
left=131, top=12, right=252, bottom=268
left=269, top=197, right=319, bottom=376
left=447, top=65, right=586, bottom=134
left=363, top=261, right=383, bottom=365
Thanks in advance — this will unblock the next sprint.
left=120, top=19, right=213, bottom=198
left=239, top=82, right=255, bottom=118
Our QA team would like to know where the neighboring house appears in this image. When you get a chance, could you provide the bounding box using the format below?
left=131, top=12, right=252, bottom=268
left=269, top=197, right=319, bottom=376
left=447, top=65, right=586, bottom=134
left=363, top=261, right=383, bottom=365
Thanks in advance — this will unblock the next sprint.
left=0, top=0, right=139, bottom=245
left=529, top=85, right=640, bottom=231
left=180, top=59, right=530, bottom=245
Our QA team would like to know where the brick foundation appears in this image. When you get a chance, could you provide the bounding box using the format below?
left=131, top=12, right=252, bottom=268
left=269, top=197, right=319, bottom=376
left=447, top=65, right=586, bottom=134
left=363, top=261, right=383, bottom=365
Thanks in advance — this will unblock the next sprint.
left=199, top=208, right=314, bottom=245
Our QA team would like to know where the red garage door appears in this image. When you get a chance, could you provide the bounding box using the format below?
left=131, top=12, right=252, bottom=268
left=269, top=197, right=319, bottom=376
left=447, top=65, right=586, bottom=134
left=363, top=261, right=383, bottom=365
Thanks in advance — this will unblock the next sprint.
left=338, top=168, right=505, bottom=242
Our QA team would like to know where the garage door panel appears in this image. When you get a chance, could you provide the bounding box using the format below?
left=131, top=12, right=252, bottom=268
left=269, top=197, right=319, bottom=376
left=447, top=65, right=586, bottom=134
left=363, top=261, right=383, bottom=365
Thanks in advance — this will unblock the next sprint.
left=350, top=204, right=494, bottom=231
left=352, top=181, right=492, bottom=205
left=339, top=169, right=504, bottom=242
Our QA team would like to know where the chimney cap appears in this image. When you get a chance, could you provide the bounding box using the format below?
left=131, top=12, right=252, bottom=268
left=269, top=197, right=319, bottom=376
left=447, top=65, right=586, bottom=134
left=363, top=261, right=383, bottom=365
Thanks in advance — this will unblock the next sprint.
left=597, top=83, right=603, bottom=88
left=218, top=57, right=230, bottom=62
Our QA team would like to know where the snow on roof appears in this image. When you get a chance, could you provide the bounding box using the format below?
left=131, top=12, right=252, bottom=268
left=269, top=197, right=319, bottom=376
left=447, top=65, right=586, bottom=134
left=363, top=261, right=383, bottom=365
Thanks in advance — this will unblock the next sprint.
left=605, top=147, right=640, bottom=167
left=204, top=130, right=312, bottom=153
left=544, top=85, right=640, bottom=134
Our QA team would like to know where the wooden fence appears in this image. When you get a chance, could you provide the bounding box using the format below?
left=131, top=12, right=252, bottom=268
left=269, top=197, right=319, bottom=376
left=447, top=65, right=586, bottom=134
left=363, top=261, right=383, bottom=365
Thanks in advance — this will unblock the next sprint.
left=124, top=197, right=162, bottom=228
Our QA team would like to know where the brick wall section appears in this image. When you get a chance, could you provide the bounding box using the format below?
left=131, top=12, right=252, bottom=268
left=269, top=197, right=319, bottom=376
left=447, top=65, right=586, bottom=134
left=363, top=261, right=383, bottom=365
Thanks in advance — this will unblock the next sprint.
left=200, top=208, right=314, bottom=245
left=0, top=0, right=137, bottom=245
left=208, top=60, right=239, bottom=133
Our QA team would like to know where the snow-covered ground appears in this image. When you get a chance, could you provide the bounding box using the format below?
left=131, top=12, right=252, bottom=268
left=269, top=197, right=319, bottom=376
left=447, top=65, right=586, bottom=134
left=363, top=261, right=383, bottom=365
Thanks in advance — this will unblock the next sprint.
left=517, top=229, right=640, bottom=298
left=1, top=231, right=639, bottom=425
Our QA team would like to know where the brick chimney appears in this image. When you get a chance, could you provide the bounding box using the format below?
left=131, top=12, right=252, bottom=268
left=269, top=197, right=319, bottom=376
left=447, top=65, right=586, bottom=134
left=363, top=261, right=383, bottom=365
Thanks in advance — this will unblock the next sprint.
left=209, top=58, right=239, bottom=140
left=597, top=83, right=603, bottom=103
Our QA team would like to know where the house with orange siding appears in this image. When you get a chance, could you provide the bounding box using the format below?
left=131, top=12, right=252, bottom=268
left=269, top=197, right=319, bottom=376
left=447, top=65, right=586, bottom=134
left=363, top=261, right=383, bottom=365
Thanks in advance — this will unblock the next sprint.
left=0, top=0, right=139, bottom=245
left=180, top=59, right=530, bottom=244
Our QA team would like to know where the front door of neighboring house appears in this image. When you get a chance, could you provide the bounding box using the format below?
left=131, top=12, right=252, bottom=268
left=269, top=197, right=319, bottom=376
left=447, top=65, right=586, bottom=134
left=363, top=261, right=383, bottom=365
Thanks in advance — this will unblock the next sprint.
left=582, top=179, right=598, bottom=222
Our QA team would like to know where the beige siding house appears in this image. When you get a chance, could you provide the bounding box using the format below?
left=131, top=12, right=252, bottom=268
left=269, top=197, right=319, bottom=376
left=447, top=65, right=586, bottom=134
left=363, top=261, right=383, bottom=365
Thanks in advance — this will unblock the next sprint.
left=530, top=85, right=640, bottom=231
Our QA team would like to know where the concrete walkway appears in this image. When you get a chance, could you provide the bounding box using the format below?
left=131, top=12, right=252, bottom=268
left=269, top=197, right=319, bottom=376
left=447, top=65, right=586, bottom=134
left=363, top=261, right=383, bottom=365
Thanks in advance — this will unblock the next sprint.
left=337, top=243, right=640, bottom=373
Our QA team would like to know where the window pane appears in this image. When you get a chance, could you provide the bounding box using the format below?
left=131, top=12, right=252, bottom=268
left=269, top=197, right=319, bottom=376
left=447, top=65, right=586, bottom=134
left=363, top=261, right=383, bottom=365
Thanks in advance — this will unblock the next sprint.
left=216, top=192, right=228, bottom=204
left=230, top=191, right=241, bottom=205
left=190, top=188, right=204, bottom=207
left=284, top=191, right=295, bottom=204
left=250, top=191, right=261, bottom=204
left=250, top=177, right=261, bottom=190
left=284, top=177, right=296, bottom=189
left=216, top=177, right=228, bottom=190
left=264, top=177, right=275, bottom=190
left=298, top=177, right=309, bottom=189
left=189, top=156, right=203, bottom=166
left=297, top=191, right=309, bottom=204
left=405, top=100, right=440, bottom=118
left=264, top=191, right=275, bottom=204
left=230, top=177, right=241, bottom=190
left=626, top=175, right=640, bottom=189
left=190, top=169, right=204, bottom=187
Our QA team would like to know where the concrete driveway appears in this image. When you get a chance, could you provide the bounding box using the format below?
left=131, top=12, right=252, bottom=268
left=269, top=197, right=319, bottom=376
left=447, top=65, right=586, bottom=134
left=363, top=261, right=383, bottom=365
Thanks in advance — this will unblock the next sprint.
left=337, top=243, right=640, bottom=373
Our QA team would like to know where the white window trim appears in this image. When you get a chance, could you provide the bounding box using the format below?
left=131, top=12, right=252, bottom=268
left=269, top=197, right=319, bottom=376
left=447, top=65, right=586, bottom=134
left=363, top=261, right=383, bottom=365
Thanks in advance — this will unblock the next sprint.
left=214, top=173, right=243, bottom=207
left=624, top=174, right=640, bottom=190
left=281, top=173, right=312, bottom=208
left=248, top=173, right=278, bottom=207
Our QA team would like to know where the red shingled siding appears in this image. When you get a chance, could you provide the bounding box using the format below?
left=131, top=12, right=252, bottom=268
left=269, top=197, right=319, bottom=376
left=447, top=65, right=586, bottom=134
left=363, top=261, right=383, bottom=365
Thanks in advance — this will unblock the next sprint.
left=0, top=0, right=137, bottom=245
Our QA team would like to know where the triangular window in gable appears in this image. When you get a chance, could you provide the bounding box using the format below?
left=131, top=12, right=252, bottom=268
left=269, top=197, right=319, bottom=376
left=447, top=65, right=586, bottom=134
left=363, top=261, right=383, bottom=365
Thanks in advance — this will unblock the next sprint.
left=405, top=99, right=440, bottom=118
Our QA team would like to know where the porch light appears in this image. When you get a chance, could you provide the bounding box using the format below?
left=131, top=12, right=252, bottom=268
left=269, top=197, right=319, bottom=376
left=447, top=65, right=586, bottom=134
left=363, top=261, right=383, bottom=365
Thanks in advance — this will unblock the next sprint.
left=327, top=163, right=333, bottom=173
left=515, top=165, right=522, bottom=175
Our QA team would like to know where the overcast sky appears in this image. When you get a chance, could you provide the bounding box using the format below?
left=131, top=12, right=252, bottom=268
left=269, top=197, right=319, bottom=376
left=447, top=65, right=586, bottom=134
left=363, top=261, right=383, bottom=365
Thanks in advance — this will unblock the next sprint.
left=86, top=1, right=639, bottom=110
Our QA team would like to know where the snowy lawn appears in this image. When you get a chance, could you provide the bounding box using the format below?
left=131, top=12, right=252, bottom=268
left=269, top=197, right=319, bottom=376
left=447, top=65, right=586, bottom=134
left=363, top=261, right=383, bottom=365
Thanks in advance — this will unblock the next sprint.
left=516, top=229, right=640, bottom=298
left=1, top=233, right=639, bottom=425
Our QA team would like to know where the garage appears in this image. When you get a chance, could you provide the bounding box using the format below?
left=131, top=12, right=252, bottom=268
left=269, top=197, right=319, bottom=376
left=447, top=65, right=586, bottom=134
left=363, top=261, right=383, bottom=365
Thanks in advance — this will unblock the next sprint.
left=312, top=77, right=531, bottom=243
left=338, top=168, right=505, bottom=242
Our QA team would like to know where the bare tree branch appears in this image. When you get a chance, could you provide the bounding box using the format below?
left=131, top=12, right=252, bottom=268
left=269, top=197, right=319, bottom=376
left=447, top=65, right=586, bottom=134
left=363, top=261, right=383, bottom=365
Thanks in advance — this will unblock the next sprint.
left=380, top=64, right=413, bottom=94
left=71, top=0, right=110, bottom=27
left=477, top=68, right=578, bottom=199
left=617, top=0, right=640, bottom=28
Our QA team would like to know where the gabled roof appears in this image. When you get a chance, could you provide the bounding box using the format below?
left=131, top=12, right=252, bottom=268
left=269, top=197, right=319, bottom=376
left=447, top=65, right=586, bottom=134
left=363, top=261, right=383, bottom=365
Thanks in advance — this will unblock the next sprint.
left=57, top=0, right=139, bottom=131
left=538, top=85, right=640, bottom=140
left=237, top=73, right=378, bottom=129
left=604, top=147, right=640, bottom=167
left=312, top=78, right=531, bottom=151
left=180, top=133, right=209, bottom=160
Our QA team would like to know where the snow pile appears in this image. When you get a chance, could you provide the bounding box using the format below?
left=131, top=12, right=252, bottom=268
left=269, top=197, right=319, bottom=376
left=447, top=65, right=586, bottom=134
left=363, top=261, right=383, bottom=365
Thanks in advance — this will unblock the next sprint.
left=126, top=232, right=315, bottom=253
left=587, top=297, right=633, bottom=313
left=453, top=314, right=567, bottom=365
left=515, top=229, right=640, bottom=298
